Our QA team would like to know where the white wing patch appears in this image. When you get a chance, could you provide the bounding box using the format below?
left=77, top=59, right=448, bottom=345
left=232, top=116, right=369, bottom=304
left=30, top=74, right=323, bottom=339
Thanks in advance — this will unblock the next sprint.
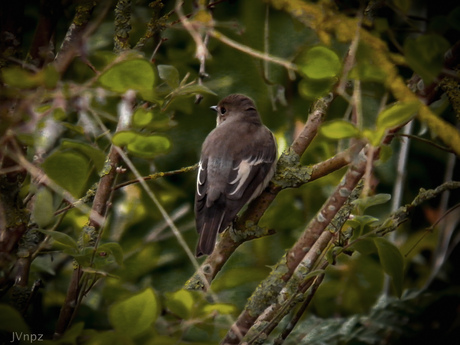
left=229, top=155, right=267, bottom=196
left=196, top=160, right=205, bottom=196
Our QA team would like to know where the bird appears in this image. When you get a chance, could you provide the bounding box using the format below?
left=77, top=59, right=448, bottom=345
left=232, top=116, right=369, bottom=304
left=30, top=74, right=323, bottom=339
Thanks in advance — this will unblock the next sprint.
left=194, top=94, right=277, bottom=256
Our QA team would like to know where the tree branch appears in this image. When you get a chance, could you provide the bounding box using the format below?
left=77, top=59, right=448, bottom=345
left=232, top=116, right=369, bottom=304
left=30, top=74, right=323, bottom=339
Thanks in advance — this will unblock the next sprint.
left=54, top=1, right=108, bottom=74
left=222, top=150, right=369, bottom=344
left=54, top=91, right=134, bottom=336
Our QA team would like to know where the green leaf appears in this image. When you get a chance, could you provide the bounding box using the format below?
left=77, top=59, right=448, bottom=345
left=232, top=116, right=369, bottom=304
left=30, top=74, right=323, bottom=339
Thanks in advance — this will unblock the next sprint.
left=157, top=65, right=180, bottom=88
left=362, top=128, right=387, bottom=147
left=165, top=289, right=199, bottom=319
left=38, top=230, right=79, bottom=250
left=1, top=65, right=59, bottom=89
left=374, top=237, right=404, bottom=297
left=60, top=139, right=106, bottom=172
left=349, top=215, right=380, bottom=227
left=350, top=43, right=386, bottom=82
left=353, top=193, right=391, bottom=213
left=109, top=288, right=159, bottom=338
left=99, top=59, right=155, bottom=93
left=132, top=108, right=154, bottom=127
left=349, top=237, right=377, bottom=255
left=119, top=243, right=159, bottom=281
left=376, top=101, right=420, bottom=130
left=2, top=66, right=40, bottom=88
left=112, top=131, right=138, bottom=147
left=126, top=134, right=170, bottom=158
left=320, top=120, right=360, bottom=139
left=298, top=78, right=336, bottom=100
left=146, top=111, right=174, bottom=131
left=42, top=151, right=90, bottom=198
left=98, top=242, right=124, bottom=266
left=297, top=46, right=341, bottom=79
left=73, top=247, right=94, bottom=267
left=53, top=107, right=67, bottom=121
left=33, top=187, right=54, bottom=228
left=404, top=34, right=450, bottom=84
left=0, top=304, right=30, bottom=333
left=347, top=215, right=379, bottom=238
left=172, top=84, right=217, bottom=98
left=42, top=64, right=60, bottom=89
left=112, top=131, right=171, bottom=158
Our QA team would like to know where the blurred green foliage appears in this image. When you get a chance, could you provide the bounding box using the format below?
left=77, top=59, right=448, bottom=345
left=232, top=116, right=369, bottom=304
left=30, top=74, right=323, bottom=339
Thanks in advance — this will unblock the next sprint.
left=0, top=0, right=460, bottom=344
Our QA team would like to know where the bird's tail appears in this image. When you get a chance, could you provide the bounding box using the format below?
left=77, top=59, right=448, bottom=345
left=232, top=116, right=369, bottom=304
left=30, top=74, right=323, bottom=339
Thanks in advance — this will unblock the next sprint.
left=196, top=212, right=226, bottom=257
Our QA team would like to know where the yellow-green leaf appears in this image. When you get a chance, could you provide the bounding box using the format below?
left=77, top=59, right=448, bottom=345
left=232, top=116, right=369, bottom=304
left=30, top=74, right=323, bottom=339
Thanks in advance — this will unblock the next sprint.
left=133, top=108, right=154, bottom=127
left=112, top=131, right=138, bottom=147
left=298, top=78, right=336, bottom=100
left=2, top=66, right=40, bottom=88
left=37, top=230, right=79, bottom=250
left=126, top=134, right=170, bottom=158
left=374, top=237, right=404, bottom=297
left=109, top=288, right=159, bottom=337
left=33, top=187, right=54, bottom=228
left=99, top=59, right=155, bottom=93
left=297, top=46, right=341, bottom=79
left=157, top=64, right=180, bottom=88
left=376, top=101, right=420, bottom=130
left=165, top=289, right=199, bottom=320
left=321, top=120, right=360, bottom=139
left=42, top=151, right=90, bottom=198
left=98, top=242, right=124, bottom=266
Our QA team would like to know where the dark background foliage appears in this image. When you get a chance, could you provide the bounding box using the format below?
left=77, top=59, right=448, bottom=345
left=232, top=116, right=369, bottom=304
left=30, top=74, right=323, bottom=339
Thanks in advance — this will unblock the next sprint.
left=1, top=0, right=459, bottom=344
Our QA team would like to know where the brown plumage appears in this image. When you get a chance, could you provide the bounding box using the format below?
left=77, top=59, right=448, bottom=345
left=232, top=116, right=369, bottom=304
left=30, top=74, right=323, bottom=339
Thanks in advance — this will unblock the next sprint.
left=195, top=94, right=277, bottom=256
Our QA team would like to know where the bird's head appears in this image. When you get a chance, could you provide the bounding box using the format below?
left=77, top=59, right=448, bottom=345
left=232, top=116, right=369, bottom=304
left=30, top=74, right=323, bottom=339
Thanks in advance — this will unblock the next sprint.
left=211, top=94, right=261, bottom=126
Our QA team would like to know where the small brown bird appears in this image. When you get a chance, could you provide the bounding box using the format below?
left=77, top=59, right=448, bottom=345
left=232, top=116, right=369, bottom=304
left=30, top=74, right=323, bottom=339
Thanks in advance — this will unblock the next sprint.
left=195, top=94, right=277, bottom=256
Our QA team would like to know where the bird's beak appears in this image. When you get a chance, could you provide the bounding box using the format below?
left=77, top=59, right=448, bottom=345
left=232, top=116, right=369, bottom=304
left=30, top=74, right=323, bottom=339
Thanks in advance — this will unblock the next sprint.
left=210, top=105, right=218, bottom=112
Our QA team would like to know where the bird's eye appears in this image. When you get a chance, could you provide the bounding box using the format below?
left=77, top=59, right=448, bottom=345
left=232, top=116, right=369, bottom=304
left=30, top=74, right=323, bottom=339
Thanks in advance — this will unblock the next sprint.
left=220, top=107, right=227, bottom=115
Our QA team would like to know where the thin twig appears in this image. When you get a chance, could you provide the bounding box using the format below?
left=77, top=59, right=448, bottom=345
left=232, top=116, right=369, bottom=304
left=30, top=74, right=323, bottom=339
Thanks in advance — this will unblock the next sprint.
left=115, top=164, right=198, bottom=190
left=209, top=29, right=297, bottom=73
left=175, top=0, right=209, bottom=60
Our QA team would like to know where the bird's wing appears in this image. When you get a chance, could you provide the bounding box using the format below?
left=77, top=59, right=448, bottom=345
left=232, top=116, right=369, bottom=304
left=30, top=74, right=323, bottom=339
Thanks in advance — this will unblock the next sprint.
left=195, top=156, right=229, bottom=255
left=194, top=127, right=276, bottom=256
left=226, top=147, right=275, bottom=201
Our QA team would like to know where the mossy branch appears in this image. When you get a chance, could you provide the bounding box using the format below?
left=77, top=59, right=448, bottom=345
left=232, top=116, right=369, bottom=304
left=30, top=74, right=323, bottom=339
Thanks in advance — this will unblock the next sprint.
left=54, top=91, right=135, bottom=337
left=375, top=181, right=460, bottom=237
left=222, top=151, right=369, bottom=344
left=114, top=0, right=132, bottom=52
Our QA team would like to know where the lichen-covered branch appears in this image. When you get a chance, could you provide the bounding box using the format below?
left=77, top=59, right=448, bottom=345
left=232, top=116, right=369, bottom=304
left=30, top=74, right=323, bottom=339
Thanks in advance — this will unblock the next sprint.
left=54, top=91, right=134, bottom=336
left=222, top=152, right=369, bottom=344
left=54, top=1, right=97, bottom=74
left=114, top=0, right=132, bottom=52
left=375, top=181, right=460, bottom=237
left=243, top=183, right=362, bottom=344
left=134, top=0, right=168, bottom=51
